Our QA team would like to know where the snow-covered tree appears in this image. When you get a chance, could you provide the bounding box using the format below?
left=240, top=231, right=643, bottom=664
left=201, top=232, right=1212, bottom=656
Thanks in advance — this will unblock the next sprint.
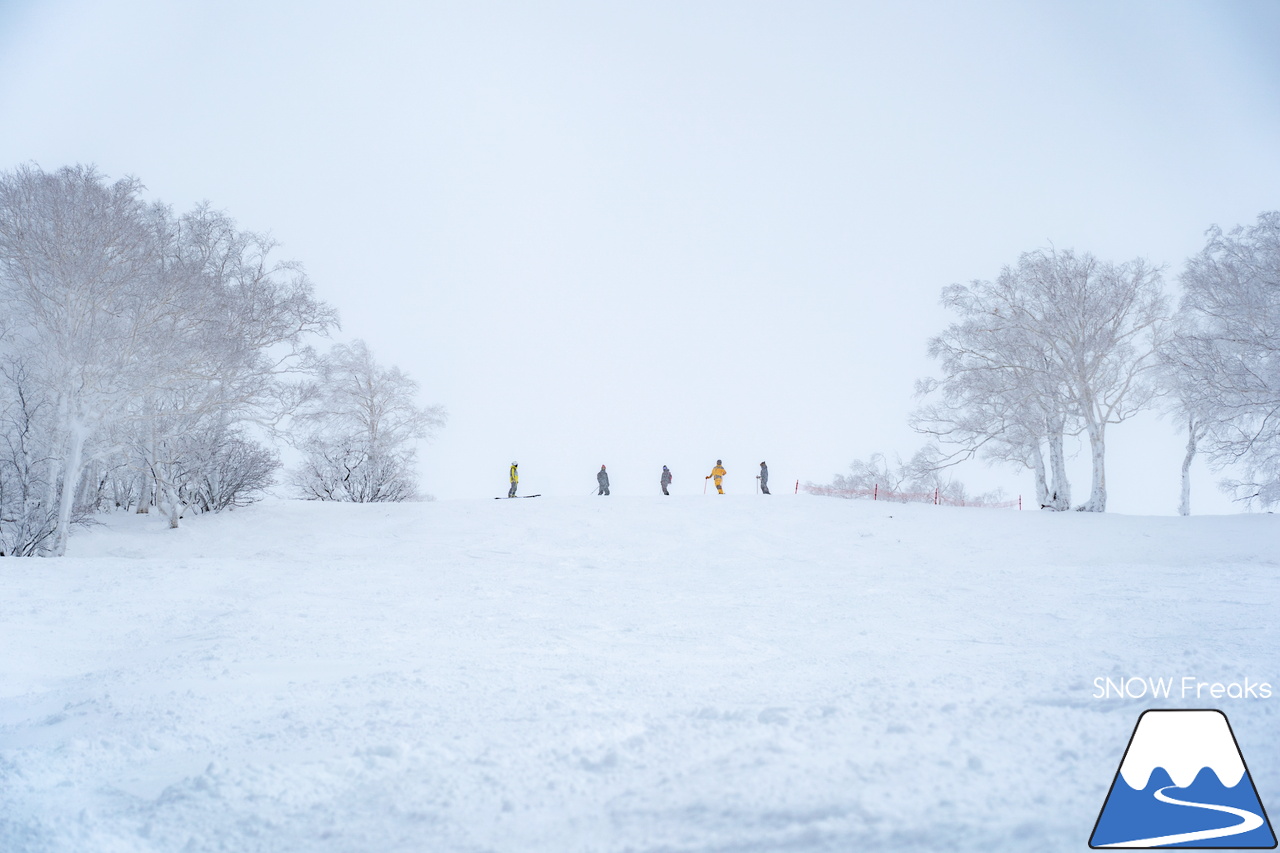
left=181, top=424, right=279, bottom=513
left=915, top=247, right=1168, bottom=512
left=1023, top=250, right=1169, bottom=511
left=1165, top=212, right=1280, bottom=508
left=913, top=275, right=1075, bottom=510
left=103, top=413, right=280, bottom=522
left=115, top=202, right=335, bottom=527
left=900, top=442, right=1007, bottom=506
left=1156, top=308, right=1216, bottom=516
left=0, top=164, right=337, bottom=550
left=815, top=444, right=1004, bottom=506
left=0, top=357, right=59, bottom=555
left=829, top=451, right=903, bottom=495
left=289, top=340, right=445, bottom=502
left=0, top=165, right=163, bottom=553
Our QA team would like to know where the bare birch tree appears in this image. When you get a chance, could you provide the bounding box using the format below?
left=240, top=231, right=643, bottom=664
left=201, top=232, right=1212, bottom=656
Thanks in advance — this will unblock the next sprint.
left=1166, top=212, right=1280, bottom=508
left=1156, top=309, right=1216, bottom=516
left=289, top=340, right=446, bottom=502
left=817, top=444, right=1004, bottom=505
left=1021, top=249, right=1169, bottom=511
left=915, top=248, right=1168, bottom=512
left=913, top=273, right=1075, bottom=510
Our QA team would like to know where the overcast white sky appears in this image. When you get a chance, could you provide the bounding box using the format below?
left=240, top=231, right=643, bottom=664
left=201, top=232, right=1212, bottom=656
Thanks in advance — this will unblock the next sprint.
left=2, top=0, right=1278, bottom=512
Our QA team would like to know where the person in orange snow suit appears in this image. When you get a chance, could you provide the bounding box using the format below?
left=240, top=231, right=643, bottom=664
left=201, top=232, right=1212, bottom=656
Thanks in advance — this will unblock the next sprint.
left=706, top=460, right=726, bottom=494
left=508, top=462, right=519, bottom=497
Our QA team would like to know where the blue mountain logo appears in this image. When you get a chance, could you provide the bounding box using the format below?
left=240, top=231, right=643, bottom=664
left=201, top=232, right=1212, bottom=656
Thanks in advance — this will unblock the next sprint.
left=1091, top=709, right=1276, bottom=848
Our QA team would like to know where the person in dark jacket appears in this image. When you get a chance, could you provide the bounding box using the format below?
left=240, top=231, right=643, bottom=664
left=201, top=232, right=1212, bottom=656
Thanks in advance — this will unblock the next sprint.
left=759, top=461, right=771, bottom=495
left=597, top=465, right=610, bottom=495
left=660, top=465, right=672, bottom=495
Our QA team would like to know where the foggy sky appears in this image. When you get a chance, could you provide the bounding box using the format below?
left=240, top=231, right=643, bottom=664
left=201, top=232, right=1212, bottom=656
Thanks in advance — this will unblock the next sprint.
left=2, top=0, right=1278, bottom=512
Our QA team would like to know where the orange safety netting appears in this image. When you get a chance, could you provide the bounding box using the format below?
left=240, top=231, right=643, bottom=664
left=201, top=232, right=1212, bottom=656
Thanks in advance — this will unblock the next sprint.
left=804, top=483, right=1020, bottom=509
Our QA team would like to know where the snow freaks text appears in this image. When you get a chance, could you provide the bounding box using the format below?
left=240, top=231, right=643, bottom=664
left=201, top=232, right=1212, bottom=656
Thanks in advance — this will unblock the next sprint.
left=1093, top=677, right=1273, bottom=701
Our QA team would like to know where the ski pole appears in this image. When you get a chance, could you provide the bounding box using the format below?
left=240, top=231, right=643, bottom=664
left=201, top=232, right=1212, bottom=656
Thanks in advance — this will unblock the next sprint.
left=703, top=477, right=708, bottom=494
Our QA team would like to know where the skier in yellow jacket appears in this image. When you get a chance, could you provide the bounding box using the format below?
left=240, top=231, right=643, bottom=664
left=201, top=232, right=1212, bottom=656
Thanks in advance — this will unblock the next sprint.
left=706, top=460, right=726, bottom=494
left=508, top=462, right=519, bottom=498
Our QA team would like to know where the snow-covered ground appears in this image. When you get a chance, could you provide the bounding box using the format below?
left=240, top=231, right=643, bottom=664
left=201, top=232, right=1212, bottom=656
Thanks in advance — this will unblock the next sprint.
left=2, top=495, right=1277, bottom=852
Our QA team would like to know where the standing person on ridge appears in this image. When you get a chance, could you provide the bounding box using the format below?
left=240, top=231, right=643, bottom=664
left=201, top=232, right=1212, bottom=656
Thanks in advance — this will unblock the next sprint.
left=706, top=459, right=726, bottom=494
left=597, top=464, right=610, bottom=495
left=758, top=461, right=771, bottom=495
left=660, top=465, right=672, bottom=495
left=508, top=462, right=519, bottom=498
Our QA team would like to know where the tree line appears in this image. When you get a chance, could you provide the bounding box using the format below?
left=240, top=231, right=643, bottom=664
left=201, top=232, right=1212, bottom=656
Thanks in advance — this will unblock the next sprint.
left=906, top=214, right=1279, bottom=513
left=0, top=164, right=444, bottom=556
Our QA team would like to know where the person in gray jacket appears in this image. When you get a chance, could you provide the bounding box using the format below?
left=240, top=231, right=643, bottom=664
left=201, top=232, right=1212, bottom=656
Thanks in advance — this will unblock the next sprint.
left=660, top=465, right=672, bottom=495
left=597, top=465, right=610, bottom=495
left=758, top=461, right=771, bottom=495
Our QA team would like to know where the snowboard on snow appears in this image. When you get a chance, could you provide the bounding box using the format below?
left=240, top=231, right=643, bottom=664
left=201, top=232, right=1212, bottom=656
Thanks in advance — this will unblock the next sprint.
left=496, top=494, right=541, bottom=499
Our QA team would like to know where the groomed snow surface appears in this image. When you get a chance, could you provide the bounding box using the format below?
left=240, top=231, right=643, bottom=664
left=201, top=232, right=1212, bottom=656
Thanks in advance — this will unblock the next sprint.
left=2, top=495, right=1277, bottom=852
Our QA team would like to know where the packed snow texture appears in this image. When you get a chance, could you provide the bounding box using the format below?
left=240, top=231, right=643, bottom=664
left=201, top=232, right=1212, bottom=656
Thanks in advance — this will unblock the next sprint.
left=2, top=496, right=1277, bottom=852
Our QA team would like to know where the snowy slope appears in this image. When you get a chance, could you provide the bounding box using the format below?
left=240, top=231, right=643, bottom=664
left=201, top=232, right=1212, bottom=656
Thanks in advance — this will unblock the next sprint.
left=2, top=496, right=1277, bottom=852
